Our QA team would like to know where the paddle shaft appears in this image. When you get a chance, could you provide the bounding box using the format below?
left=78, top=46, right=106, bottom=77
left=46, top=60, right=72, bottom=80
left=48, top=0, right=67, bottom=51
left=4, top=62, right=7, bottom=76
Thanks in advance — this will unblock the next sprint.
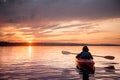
left=70, top=53, right=110, bottom=58
left=62, top=51, right=115, bottom=60
left=92, top=55, right=104, bottom=58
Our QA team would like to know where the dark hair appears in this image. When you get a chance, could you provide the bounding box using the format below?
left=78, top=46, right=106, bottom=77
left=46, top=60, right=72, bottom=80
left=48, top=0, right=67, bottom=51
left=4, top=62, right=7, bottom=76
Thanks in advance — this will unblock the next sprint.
left=82, top=46, right=89, bottom=52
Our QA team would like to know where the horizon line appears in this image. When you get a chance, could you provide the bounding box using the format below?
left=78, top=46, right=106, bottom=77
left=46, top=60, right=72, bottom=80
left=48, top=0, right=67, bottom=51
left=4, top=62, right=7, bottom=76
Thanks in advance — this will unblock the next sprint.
left=0, top=41, right=120, bottom=46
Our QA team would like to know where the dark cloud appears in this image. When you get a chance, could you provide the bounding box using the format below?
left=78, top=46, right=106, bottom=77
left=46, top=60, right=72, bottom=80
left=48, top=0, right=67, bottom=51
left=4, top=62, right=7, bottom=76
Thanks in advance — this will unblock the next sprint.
left=40, top=24, right=59, bottom=30
left=35, top=33, right=62, bottom=38
left=78, top=25, right=95, bottom=29
left=51, top=24, right=85, bottom=30
left=5, top=33, right=15, bottom=36
left=87, top=30, right=105, bottom=34
left=0, top=0, right=120, bottom=23
left=39, top=30, right=53, bottom=34
left=0, top=32, right=4, bottom=36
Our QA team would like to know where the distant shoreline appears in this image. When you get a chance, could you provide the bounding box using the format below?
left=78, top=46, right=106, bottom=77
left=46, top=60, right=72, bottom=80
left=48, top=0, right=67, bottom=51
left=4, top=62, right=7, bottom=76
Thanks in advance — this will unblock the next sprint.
left=0, top=41, right=120, bottom=46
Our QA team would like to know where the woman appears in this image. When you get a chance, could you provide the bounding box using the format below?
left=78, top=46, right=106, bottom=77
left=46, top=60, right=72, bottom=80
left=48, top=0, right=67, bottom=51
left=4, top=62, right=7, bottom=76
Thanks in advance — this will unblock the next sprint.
left=76, top=46, right=94, bottom=80
left=76, top=46, right=93, bottom=59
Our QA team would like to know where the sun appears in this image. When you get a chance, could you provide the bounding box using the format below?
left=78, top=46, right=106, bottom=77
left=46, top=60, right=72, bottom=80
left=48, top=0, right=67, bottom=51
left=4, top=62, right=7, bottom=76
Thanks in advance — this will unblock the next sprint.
left=28, top=41, right=32, bottom=43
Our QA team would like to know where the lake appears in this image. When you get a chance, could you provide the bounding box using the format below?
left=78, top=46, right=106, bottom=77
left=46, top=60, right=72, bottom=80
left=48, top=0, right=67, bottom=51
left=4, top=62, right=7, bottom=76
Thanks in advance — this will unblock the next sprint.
left=0, top=46, right=120, bottom=80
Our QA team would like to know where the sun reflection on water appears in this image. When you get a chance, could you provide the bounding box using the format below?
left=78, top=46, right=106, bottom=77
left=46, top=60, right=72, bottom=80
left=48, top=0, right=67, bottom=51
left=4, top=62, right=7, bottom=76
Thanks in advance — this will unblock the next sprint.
left=28, top=46, right=32, bottom=59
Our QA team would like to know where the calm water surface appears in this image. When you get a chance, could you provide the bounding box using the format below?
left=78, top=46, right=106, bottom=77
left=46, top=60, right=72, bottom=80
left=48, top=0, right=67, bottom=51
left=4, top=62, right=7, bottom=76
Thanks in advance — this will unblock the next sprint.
left=0, top=46, right=120, bottom=80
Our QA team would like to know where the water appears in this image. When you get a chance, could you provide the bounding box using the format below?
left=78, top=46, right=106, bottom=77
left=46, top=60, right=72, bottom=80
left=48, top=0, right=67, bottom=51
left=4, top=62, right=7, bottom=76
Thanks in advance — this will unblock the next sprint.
left=0, top=46, right=120, bottom=80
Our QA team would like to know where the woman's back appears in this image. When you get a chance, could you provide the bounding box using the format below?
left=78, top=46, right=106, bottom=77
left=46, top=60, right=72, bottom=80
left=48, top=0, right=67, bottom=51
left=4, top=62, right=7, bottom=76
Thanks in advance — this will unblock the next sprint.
left=76, top=51, right=93, bottom=59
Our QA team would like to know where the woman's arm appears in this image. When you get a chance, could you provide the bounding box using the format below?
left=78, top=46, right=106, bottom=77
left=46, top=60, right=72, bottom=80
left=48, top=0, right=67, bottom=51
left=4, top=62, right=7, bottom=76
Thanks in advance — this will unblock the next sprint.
left=89, top=52, right=93, bottom=59
left=76, top=53, right=81, bottom=58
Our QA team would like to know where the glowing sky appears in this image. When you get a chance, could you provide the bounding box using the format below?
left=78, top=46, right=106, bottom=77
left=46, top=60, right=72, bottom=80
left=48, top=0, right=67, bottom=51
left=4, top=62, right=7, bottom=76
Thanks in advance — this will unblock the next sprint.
left=0, top=0, right=120, bottom=44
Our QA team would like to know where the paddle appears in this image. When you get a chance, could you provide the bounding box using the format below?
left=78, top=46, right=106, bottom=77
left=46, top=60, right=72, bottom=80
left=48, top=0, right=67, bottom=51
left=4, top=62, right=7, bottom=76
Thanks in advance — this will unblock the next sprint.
left=62, top=51, right=115, bottom=60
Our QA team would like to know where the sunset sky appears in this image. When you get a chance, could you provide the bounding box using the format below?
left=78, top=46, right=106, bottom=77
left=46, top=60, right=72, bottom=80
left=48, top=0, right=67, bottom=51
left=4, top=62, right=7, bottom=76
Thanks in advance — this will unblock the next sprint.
left=0, top=0, right=120, bottom=44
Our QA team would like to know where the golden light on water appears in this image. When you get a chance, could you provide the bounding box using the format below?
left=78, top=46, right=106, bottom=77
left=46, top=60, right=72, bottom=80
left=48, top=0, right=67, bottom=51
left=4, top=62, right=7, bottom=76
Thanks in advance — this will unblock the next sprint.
left=28, top=46, right=32, bottom=58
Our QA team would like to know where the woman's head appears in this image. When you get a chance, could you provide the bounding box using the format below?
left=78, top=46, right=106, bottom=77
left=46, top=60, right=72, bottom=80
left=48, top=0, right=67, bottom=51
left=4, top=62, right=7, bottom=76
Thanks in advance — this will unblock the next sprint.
left=82, top=46, right=89, bottom=52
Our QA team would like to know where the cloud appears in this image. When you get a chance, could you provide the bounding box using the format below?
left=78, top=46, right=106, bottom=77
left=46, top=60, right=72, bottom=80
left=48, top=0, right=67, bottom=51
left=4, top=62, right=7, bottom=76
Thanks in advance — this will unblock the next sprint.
left=0, top=19, right=103, bottom=42
left=51, top=24, right=85, bottom=30
left=40, top=24, right=59, bottom=30
left=0, top=32, right=4, bottom=36
left=87, top=30, right=105, bottom=34
left=0, top=0, right=120, bottom=24
left=5, top=33, right=15, bottom=36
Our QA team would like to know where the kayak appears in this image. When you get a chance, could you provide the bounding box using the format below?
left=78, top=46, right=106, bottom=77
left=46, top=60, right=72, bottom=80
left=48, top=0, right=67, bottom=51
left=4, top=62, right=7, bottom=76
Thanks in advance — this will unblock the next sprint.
left=76, top=58, right=95, bottom=74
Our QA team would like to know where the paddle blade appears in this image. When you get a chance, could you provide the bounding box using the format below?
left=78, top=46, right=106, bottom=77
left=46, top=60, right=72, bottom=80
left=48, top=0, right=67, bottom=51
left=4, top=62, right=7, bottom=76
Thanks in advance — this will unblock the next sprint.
left=62, top=51, right=77, bottom=55
left=62, top=51, right=71, bottom=55
left=104, top=56, right=115, bottom=60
